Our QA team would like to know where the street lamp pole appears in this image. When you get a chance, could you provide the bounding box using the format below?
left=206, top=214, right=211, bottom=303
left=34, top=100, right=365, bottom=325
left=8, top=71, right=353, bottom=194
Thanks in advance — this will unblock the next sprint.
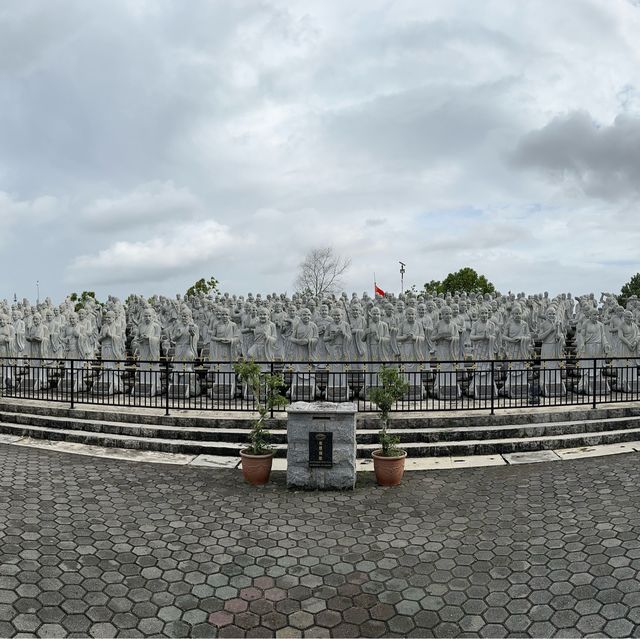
left=399, top=261, right=406, bottom=294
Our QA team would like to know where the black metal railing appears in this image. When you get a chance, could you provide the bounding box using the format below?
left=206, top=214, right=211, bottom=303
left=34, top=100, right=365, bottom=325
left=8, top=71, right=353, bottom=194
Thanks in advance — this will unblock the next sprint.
left=0, top=356, right=639, bottom=415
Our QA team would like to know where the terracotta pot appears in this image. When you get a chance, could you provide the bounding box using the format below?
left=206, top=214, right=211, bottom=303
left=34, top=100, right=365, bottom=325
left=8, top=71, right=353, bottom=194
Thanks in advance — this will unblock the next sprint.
left=240, top=449, right=274, bottom=485
left=372, top=450, right=407, bottom=486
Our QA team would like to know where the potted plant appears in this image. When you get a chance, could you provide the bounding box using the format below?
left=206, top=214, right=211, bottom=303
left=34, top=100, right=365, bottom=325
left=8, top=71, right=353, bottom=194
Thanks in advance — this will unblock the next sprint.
left=234, top=359, right=288, bottom=485
left=368, top=365, right=409, bottom=486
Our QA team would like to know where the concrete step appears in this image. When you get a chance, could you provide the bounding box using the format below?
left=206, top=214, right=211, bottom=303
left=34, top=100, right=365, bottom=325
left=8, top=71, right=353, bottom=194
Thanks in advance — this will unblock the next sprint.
left=2, top=410, right=640, bottom=446
left=3, top=412, right=640, bottom=458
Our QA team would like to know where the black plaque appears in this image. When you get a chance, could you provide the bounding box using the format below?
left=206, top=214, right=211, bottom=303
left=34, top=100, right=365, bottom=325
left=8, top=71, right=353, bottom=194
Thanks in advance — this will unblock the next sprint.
left=309, top=432, right=333, bottom=468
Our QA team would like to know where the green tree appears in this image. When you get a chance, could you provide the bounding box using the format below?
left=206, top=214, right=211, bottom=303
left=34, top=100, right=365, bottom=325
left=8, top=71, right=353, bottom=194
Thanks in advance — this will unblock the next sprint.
left=368, top=365, right=409, bottom=457
left=423, top=267, right=496, bottom=296
left=234, top=359, right=288, bottom=455
left=619, top=273, right=640, bottom=308
left=68, top=291, right=98, bottom=312
left=186, top=276, right=220, bottom=298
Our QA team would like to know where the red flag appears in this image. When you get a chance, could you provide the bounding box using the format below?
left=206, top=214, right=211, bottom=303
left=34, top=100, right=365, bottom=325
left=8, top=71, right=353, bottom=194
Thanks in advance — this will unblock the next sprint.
left=375, top=284, right=385, bottom=297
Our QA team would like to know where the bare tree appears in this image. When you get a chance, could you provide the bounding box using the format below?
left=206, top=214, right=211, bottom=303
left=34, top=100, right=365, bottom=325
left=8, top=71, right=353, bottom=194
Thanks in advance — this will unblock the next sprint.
left=295, top=247, right=352, bottom=297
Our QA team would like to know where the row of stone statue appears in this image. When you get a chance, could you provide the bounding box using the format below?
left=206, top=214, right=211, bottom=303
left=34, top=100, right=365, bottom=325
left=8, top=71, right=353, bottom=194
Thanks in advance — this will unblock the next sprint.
left=1, top=290, right=638, bottom=368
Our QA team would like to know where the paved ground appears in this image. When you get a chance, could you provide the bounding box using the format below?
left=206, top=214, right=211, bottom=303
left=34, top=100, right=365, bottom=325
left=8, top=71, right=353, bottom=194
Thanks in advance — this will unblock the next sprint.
left=2, top=446, right=640, bottom=638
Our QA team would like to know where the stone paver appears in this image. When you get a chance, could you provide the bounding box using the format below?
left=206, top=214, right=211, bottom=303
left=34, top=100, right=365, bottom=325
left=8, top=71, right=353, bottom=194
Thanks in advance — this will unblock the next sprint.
left=1, top=443, right=640, bottom=637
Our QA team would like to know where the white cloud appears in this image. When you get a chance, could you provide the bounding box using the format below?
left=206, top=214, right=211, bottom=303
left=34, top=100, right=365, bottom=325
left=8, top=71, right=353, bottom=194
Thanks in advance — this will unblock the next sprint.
left=67, top=220, right=235, bottom=285
left=81, top=181, right=203, bottom=231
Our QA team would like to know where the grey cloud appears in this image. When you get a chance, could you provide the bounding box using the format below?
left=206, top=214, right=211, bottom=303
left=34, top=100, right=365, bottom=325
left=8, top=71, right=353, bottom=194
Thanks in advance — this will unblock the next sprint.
left=512, top=111, right=640, bottom=201
left=81, top=181, right=203, bottom=231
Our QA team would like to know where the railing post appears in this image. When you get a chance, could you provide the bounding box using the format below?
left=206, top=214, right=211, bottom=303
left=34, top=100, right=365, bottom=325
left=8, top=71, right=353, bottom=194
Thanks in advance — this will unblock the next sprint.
left=165, top=360, right=170, bottom=416
left=270, top=361, right=274, bottom=419
left=490, top=360, right=495, bottom=416
left=70, top=359, right=75, bottom=409
left=592, top=358, right=597, bottom=410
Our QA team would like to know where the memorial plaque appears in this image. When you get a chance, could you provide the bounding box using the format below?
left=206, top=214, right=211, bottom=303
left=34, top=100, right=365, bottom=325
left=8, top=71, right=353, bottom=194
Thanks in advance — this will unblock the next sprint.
left=309, top=432, right=333, bottom=468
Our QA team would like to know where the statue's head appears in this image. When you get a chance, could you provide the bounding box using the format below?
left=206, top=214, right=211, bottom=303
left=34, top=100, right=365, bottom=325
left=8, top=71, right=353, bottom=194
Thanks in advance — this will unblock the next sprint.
left=406, top=307, right=416, bottom=323
left=624, top=310, right=633, bottom=324
left=300, top=308, right=311, bottom=325
left=69, top=314, right=78, bottom=327
left=479, top=306, right=489, bottom=322
left=143, top=309, right=153, bottom=323
left=546, top=307, right=556, bottom=322
left=351, top=305, right=361, bottom=319
left=331, top=308, right=342, bottom=323
left=370, top=307, right=381, bottom=323
left=320, top=304, right=329, bottom=318
left=258, top=308, right=269, bottom=324
left=441, top=306, right=452, bottom=322
left=512, top=305, right=523, bottom=322
left=417, top=303, right=426, bottom=316
left=104, top=311, right=115, bottom=325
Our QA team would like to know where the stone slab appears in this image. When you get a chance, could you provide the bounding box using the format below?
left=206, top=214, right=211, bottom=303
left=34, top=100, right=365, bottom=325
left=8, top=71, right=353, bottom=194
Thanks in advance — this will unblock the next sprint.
left=0, top=434, right=23, bottom=444
left=503, top=450, right=561, bottom=464
left=190, top=454, right=240, bottom=468
left=14, top=438, right=196, bottom=464
left=555, top=443, right=636, bottom=459
left=286, top=401, right=357, bottom=490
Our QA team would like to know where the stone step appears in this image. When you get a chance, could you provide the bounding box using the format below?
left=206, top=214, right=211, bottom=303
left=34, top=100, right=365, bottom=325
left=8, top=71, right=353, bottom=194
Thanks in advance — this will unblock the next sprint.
left=3, top=399, right=640, bottom=431
left=0, top=420, right=285, bottom=457
left=3, top=413, right=640, bottom=459
left=1, top=410, right=639, bottom=445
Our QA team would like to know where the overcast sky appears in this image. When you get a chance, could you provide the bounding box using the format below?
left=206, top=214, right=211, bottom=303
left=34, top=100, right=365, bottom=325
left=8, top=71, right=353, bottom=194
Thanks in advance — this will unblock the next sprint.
left=1, top=0, right=640, bottom=302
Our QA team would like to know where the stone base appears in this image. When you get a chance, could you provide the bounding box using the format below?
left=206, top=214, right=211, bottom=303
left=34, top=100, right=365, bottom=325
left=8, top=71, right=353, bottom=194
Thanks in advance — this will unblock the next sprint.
left=289, top=372, right=316, bottom=402
left=208, top=383, right=236, bottom=400
left=587, top=380, right=610, bottom=396
left=58, top=379, right=81, bottom=394
left=542, top=382, right=567, bottom=397
left=169, top=383, right=189, bottom=400
left=286, top=402, right=357, bottom=490
left=326, top=385, right=350, bottom=402
left=505, top=384, right=529, bottom=399
left=620, top=380, right=640, bottom=394
left=20, top=378, right=41, bottom=393
left=403, top=384, right=424, bottom=401
left=436, top=384, right=461, bottom=400
left=131, top=383, right=157, bottom=397
left=91, top=381, right=118, bottom=396
left=473, top=383, right=498, bottom=400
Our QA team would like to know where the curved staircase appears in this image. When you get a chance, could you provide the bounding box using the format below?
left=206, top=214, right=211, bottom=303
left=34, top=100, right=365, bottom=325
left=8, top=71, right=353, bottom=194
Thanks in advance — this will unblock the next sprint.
left=2, top=399, right=640, bottom=460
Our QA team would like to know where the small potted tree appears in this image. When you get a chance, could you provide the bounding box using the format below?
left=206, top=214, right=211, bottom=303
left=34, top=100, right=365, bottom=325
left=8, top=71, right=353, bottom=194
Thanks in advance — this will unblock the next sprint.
left=234, top=359, right=288, bottom=485
left=368, top=365, right=409, bottom=486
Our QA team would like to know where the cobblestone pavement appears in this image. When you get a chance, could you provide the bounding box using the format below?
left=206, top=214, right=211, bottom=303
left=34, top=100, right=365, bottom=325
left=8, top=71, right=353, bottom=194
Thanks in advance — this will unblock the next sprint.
left=2, top=445, right=640, bottom=638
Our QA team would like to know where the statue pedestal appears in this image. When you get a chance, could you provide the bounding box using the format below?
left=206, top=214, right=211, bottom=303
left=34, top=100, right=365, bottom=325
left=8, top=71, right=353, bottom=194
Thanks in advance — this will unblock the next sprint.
left=169, top=383, right=189, bottom=400
left=473, top=383, right=498, bottom=400
left=436, top=384, right=461, bottom=400
left=403, top=384, right=424, bottom=401
left=132, top=382, right=157, bottom=397
left=326, top=384, right=349, bottom=402
left=286, top=402, right=357, bottom=490
left=505, top=384, right=529, bottom=400
left=542, top=382, right=566, bottom=397
left=91, top=381, right=116, bottom=396
left=586, top=379, right=610, bottom=397
left=20, top=378, right=40, bottom=393
left=290, top=374, right=316, bottom=402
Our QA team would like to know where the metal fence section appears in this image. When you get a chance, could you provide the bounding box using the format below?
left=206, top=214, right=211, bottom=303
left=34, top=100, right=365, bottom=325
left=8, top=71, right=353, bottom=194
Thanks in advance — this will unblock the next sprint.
left=0, top=356, right=639, bottom=415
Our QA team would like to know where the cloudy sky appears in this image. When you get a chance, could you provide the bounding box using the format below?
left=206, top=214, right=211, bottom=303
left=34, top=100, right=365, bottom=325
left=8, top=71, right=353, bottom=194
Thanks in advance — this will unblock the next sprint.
left=1, top=0, right=640, bottom=302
